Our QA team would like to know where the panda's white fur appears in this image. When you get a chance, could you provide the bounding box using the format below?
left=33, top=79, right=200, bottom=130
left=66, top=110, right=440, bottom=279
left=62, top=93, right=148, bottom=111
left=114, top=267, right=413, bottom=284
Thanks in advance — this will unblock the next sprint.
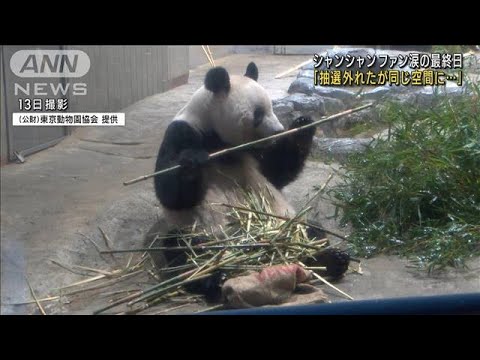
left=161, top=72, right=293, bottom=232
left=147, top=63, right=316, bottom=277
left=175, top=75, right=284, bottom=146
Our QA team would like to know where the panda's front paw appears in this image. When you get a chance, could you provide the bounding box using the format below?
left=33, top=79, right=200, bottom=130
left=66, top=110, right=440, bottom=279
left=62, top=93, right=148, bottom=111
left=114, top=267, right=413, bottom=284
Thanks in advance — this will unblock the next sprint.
left=289, top=116, right=316, bottom=142
left=289, top=116, right=313, bottom=130
left=178, top=149, right=209, bottom=169
left=304, top=248, right=351, bottom=279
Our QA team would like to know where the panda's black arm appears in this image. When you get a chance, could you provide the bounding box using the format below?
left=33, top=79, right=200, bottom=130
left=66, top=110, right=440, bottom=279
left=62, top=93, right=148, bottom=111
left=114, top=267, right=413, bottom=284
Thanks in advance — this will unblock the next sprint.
left=254, top=116, right=316, bottom=190
left=154, top=121, right=209, bottom=210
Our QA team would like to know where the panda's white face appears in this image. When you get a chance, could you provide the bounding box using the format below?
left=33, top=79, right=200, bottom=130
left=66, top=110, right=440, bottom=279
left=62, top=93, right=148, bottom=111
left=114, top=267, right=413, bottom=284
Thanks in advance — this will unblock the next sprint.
left=175, top=64, right=285, bottom=146
left=212, top=75, right=284, bottom=145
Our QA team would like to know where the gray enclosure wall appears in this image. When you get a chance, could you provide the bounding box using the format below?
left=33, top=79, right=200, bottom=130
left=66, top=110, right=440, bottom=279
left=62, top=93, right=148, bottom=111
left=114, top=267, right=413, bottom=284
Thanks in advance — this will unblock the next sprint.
left=4, top=45, right=386, bottom=163
left=0, top=45, right=190, bottom=163
left=66, top=46, right=190, bottom=112
left=1, top=47, right=8, bottom=165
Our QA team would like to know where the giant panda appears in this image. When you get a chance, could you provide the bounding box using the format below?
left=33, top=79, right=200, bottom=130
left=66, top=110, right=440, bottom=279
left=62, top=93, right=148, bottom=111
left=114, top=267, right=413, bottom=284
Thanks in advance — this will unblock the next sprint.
left=145, top=62, right=348, bottom=301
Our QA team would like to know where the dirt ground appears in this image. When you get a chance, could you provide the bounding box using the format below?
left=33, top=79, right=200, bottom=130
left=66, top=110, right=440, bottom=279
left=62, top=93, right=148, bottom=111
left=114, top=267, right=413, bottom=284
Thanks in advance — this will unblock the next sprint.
left=1, top=54, right=479, bottom=315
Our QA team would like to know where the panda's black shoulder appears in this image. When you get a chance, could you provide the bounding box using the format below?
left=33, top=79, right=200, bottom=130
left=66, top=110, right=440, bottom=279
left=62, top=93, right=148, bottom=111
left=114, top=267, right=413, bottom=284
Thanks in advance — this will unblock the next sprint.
left=160, top=120, right=204, bottom=152
left=161, top=120, right=240, bottom=165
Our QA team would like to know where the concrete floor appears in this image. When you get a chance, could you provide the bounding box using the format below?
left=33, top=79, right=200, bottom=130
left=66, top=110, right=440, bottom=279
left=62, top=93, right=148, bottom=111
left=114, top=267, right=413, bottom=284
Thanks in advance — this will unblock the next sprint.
left=1, top=54, right=479, bottom=315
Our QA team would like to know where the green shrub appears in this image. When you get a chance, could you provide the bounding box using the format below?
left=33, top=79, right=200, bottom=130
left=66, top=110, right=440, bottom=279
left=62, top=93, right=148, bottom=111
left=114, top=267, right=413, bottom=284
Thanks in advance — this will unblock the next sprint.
left=330, top=83, right=480, bottom=271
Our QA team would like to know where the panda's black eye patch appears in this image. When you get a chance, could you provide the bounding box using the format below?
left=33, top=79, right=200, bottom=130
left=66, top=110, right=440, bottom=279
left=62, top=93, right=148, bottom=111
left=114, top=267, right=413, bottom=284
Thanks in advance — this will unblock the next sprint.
left=253, top=107, right=265, bottom=128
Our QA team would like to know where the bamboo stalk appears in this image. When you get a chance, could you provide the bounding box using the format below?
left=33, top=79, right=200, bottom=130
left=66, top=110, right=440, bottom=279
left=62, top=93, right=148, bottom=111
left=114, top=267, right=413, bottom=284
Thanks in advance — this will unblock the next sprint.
left=50, top=259, right=119, bottom=277
left=99, top=240, right=328, bottom=254
left=194, top=304, right=224, bottom=313
left=299, top=261, right=354, bottom=301
left=123, top=103, right=374, bottom=186
left=187, top=248, right=226, bottom=280
left=92, top=261, right=211, bottom=314
left=151, top=303, right=190, bottom=315
left=70, top=265, right=116, bottom=276
left=54, top=268, right=141, bottom=295
left=6, top=295, right=60, bottom=306
left=128, top=254, right=250, bottom=306
left=112, top=290, right=184, bottom=315
left=90, top=170, right=351, bottom=313
left=26, top=277, right=46, bottom=315
left=125, top=253, right=134, bottom=269
left=99, top=289, right=141, bottom=298
left=268, top=205, right=313, bottom=263
left=55, top=274, right=107, bottom=290
left=98, top=226, right=120, bottom=264
left=98, top=226, right=113, bottom=249
left=219, top=264, right=327, bottom=271
left=206, top=46, right=215, bottom=66
left=58, top=270, right=143, bottom=298
left=93, top=291, right=143, bottom=314
left=77, top=232, right=103, bottom=253
left=115, top=291, right=185, bottom=315
left=219, top=203, right=348, bottom=241
left=201, top=45, right=215, bottom=67
left=156, top=263, right=196, bottom=273
left=77, top=231, right=111, bottom=263
left=49, top=259, right=91, bottom=276
left=128, top=273, right=212, bottom=306
left=274, top=59, right=313, bottom=79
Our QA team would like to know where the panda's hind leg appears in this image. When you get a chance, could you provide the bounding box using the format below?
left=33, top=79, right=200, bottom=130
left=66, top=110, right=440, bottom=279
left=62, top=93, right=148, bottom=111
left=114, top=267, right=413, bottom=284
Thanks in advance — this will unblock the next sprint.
left=147, top=229, right=210, bottom=270
left=306, top=224, right=326, bottom=241
left=145, top=228, right=226, bottom=303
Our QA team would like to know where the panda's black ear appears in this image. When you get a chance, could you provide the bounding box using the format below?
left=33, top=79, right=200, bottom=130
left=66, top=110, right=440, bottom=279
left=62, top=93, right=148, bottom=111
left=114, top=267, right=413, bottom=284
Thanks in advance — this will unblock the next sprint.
left=204, top=67, right=230, bottom=94
left=244, top=62, right=258, bottom=81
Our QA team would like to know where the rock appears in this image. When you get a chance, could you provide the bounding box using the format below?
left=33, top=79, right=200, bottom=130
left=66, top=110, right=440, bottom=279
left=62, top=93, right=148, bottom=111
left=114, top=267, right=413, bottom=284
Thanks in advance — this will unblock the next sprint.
left=273, top=93, right=327, bottom=128
left=322, top=96, right=346, bottom=114
left=272, top=101, right=295, bottom=127
left=464, top=53, right=480, bottom=73
left=288, top=77, right=314, bottom=95
left=276, top=91, right=376, bottom=136
left=297, top=69, right=314, bottom=78
left=358, top=85, right=413, bottom=102
left=310, top=137, right=372, bottom=162
left=302, top=63, right=314, bottom=71
left=272, top=100, right=294, bottom=115
left=378, top=82, right=470, bottom=108
left=360, top=86, right=391, bottom=100
left=288, top=77, right=357, bottom=103
left=416, top=86, right=466, bottom=107
left=389, top=83, right=471, bottom=108
left=417, top=83, right=469, bottom=97
left=282, top=93, right=326, bottom=114
left=312, top=86, right=357, bottom=103
left=318, top=106, right=379, bottom=137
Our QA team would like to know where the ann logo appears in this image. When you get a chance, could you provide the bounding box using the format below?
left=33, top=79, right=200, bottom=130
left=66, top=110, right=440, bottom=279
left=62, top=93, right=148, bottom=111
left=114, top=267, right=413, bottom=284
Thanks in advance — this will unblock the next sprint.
left=10, top=50, right=90, bottom=78
left=20, top=54, right=79, bottom=74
